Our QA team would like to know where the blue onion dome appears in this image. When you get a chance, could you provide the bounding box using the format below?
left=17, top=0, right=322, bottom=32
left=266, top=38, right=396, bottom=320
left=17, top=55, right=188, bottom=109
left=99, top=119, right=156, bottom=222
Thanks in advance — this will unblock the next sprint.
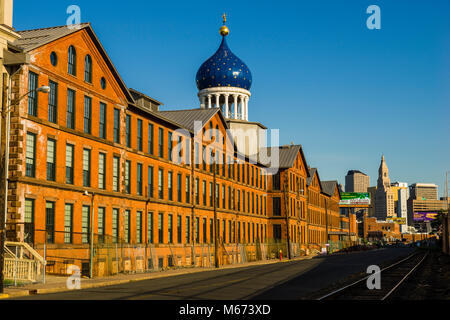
left=196, top=22, right=252, bottom=91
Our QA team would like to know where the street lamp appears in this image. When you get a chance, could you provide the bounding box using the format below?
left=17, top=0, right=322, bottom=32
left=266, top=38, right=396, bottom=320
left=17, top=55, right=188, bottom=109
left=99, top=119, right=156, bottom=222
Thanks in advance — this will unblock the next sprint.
left=0, top=84, right=50, bottom=294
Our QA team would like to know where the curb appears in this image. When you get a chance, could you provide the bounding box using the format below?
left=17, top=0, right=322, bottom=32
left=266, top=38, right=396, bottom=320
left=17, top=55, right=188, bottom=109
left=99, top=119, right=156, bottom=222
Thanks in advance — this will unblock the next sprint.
left=3, top=255, right=317, bottom=299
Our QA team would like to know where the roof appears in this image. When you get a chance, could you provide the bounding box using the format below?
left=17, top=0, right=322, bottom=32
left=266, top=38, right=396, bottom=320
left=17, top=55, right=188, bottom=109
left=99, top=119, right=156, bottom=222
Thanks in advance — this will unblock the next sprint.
left=12, top=23, right=134, bottom=103
left=346, top=170, right=367, bottom=176
left=306, top=168, right=317, bottom=186
left=129, top=88, right=163, bottom=106
left=257, top=145, right=301, bottom=169
left=321, top=180, right=339, bottom=196
left=157, top=108, right=225, bottom=133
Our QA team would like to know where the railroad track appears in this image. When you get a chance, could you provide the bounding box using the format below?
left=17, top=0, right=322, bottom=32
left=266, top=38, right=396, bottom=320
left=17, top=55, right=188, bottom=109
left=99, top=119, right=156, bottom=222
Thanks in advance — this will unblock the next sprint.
left=317, top=250, right=429, bottom=300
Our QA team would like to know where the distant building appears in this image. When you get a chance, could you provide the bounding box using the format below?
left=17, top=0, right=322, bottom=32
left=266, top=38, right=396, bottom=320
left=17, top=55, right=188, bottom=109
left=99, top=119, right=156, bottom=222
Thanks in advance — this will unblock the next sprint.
left=374, top=156, right=395, bottom=220
left=345, top=170, right=370, bottom=219
left=407, top=183, right=446, bottom=226
left=345, top=170, right=370, bottom=193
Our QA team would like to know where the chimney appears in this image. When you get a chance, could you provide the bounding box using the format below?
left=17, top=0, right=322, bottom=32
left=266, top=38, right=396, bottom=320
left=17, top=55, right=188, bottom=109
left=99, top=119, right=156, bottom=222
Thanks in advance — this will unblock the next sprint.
left=0, top=0, right=13, bottom=28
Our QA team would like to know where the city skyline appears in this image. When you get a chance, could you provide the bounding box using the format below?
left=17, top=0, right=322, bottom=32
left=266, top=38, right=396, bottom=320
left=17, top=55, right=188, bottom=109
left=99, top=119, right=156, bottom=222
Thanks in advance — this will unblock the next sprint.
left=12, top=0, right=450, bottom=194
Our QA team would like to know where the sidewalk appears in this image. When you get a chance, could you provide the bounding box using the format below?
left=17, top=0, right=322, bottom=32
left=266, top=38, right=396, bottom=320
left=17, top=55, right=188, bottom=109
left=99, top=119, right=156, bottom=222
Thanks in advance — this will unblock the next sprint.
left=1, top=254, right=317, bottom=299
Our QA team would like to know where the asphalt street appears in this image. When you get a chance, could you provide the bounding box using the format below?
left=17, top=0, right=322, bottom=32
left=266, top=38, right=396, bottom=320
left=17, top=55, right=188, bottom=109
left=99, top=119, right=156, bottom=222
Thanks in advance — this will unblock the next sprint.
left=12, top=247, right=415, bottom=300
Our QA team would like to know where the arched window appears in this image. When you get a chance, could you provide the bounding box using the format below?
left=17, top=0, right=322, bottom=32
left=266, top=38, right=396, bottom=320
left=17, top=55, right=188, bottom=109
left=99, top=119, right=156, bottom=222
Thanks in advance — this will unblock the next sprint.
left=68, top=46, right=76, bottom=76
left=85, top=55, right=92, bottom=83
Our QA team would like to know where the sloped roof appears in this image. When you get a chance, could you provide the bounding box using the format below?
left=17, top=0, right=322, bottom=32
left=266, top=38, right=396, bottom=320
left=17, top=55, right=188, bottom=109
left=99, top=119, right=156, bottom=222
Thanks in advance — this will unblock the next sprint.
left=258, top=145, right=304, bottom=169
left=12, top=23, right=134, bottom=103
left=13, top=23, right=91, bottom=52
left=321, top=180, right=339, bottom=196
left=157, top=108, right=225, bottom=133
left=306, top=168, right=317, bottom=186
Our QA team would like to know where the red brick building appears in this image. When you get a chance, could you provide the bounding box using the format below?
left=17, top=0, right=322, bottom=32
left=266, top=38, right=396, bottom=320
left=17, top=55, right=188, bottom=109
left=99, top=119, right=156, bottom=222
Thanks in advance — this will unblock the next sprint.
left=0, top=21, right=357, bottom=275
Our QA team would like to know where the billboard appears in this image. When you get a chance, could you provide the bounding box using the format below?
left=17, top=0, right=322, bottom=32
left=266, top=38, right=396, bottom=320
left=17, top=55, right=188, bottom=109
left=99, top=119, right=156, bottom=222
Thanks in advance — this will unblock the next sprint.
left=387, top=217, right=407, bottom=224
left=413, top=212, right=438, bottom=222
left=339, top=192, right=371, bottom=206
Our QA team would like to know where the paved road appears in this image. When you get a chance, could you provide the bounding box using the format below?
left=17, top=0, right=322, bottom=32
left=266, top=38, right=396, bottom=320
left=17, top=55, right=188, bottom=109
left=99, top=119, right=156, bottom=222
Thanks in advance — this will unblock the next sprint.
left=13, top=247, right=414, bottom=300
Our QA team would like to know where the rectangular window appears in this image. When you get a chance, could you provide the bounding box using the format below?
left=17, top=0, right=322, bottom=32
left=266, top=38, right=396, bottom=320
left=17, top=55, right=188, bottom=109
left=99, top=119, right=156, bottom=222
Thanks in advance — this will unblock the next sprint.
left=158, top=128, right=164, bottom=158
left=26, top=133, right=36, bottom=178
left=124, top=210, right=130, bottom=243
left=148, top=123, right=154, bottom=155
left=222, top=185, right=225, bottom=208
left=24, top=199, right=35, bottom=244
left=177, top=136, right=182, bottom=164
left=203, top=146, right=207, bottom=171
left=158, top=213, right=163, bottom=243
left=177, top=174, right=182, bottom=202
left=228, top=220, right=231, bottom=244
left=97, top=207, right=105, bottom=243
left=64, top=203, right=73, bottom=244
left=168, top=131, right=173, bottom=161
left=137, top=119, right=143, bottom=151
left=216, top=184, right=220, bottom=209
left=148, top=166, right=154, bottom=198
left=185, top=175, right=190, bottom=204
left=202, top=180, right=207, bottom=206
left=210, top=219, right=214, bottom=244
left=83, top=149, right=91, bottom=187
left=113, top=156, right=120, bottom=192
left=48, top=81, right=58, bottom=123
left=125, top=160, right=131, bottom=194
left=82, top=205, right=90, bottom=244
left=137, top=211, right=142, bottom=243
left=137, top=163, right=143, bottom=196
left=46, top=138, right=56, bottom=181
left=168, top=171, right=173, bottom=201
left=177, top=215, right=182, bottom=244
left=158, top=169, right=164, bottom=199
left=168, top=214, right=173, bottom=244
left=185, top=138, right=190, bottom=165
left=65, top=144, right=74, bottom=184
left=195, top=178, right=199, bottom=205
left=273, top=224, right=282, bottom=241
left=273, top=197, right=281, bottom=216
left=84, top=96, right=92, bottom=134
left=203, top=218, right=207, bottom=244
left=113, top=108, right=120, bottom=143
left=99, top=102, right=107, bottom=139
left=98, top=153, right=106, bottom=190
left=112, top=209, right=119, bottom=243
left=67, top=89, right=75, bottom=129
left=209, top=182, right=213, bottom=207
left=186, top=216, right=190, bottom=243
left=28, top=72, right=38, bottom=116
left=195, top=217, right=200, bottom=243
left=273, top=173, right=281, bottom=190
left=126, top=115, right=131, bottom=148
left=195, top=142, right=199, bottom=169
left=148, top=212, right=153, bottom=244
left=222, top=220, right=226, bottom=243
left=45, top=201, right=55, bottom=244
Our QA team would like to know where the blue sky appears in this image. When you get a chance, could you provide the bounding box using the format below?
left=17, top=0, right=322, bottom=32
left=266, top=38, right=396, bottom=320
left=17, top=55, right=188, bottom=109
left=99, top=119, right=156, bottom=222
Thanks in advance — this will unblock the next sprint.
left=14, top=0, right=450, bottom=195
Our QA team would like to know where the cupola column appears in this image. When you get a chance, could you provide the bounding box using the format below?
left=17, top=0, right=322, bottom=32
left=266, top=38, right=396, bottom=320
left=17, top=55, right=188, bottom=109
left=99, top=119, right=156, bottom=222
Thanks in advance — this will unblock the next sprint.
left=207, top=95, right=212, bottom=109
left=233, top=94, right=238, bottom=120
left=215, top=94, right=220, bottom=109
left=200, top=96, right=206, bottom=109
left=224, top=94, right=230, bottom=118
left=244, top=96, right=249, bottom=120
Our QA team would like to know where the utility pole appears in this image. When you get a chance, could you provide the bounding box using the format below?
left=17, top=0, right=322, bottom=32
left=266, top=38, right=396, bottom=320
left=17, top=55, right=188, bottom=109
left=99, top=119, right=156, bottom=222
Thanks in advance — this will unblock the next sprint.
left=212, top=150, right=219, bottom=268
left=283, top=171, right=291, bottom=260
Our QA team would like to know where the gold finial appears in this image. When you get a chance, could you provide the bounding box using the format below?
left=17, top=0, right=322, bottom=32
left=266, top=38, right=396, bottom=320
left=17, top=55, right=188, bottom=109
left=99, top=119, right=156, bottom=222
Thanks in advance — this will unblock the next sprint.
left=219, top=13, right=229, bottom=36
